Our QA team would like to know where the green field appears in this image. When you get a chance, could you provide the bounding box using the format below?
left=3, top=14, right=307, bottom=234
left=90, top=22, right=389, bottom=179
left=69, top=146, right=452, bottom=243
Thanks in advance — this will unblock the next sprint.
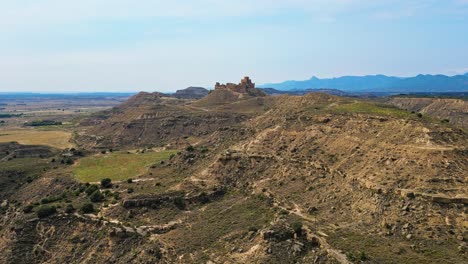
left=73, top=150, right=177, bottom=182
left=331, top=102, right=412, bottom=118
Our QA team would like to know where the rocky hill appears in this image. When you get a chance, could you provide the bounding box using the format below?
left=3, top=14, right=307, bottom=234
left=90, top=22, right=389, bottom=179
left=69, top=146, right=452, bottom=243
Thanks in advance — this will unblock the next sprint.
left=171, top=87, right=209, bottom=99
left=1, top=80, right=467, bottom=263
left=388, top=97, right=468, bottom=129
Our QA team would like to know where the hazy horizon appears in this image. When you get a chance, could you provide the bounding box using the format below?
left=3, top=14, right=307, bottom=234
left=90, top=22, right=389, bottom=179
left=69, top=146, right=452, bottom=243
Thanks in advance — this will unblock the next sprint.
left=1, top=1, right=467, bottom=93
left=1, top=72, right=468, bottom=94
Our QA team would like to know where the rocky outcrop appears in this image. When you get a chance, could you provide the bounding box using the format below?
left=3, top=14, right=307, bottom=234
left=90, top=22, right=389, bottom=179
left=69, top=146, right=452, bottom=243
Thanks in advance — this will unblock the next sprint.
left=172, top=87, right=209, bottom=99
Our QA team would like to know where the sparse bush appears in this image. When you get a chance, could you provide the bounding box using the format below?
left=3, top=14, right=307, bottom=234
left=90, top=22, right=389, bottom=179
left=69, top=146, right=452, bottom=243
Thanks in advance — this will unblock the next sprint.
left=65, top=204, right=75, bottom=214
left=359, top=251, right=369, bottom=261
left=37, top=205, right=56, bottom=218
left=41, top=196, right=61, bottom=204
left=347, top=251, right=369, bottom=262
left=248, top=226, right=259, bottom=232
left=127, top=188, right=134, bottom=193
left=441, top=119, right=450, bottom=123
left=85, top=184, right=99, bottom=196
left=80, top=203, right=94, bottom=214
left=113, top=192, right=121, bottom=200
left=23, top=204, right=34, bottom=213
left=416, top=113, right=423, bottom=118
left=90, top=190, right=104, bottom=203
left=292, top=221, right=303, bottom=235
left=173, top=197, right=186, bottom=210
left=198, top=192, right=210, bottom=204
left=185, top=145, right=195, bottom=152
left=65, top=158, right=74, bottom=165
left=127, top=178, right=133, bottom=183
left=200, top=146, right=209, bottom=153
left=100, top=178, right=112, bottom=188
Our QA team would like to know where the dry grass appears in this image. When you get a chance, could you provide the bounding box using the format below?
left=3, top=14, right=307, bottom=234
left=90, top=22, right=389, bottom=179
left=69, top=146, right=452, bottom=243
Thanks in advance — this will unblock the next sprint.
left=0, top=129, right=73, bottom=149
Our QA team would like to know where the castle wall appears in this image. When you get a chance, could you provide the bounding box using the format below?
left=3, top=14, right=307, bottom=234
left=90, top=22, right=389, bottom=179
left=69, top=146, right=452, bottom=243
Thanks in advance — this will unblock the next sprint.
left=215, top=77, right=255, bottom=93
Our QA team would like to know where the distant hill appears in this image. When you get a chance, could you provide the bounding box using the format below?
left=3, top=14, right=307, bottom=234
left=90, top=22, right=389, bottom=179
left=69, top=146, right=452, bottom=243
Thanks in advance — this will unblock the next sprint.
left=261, top=88, right=349, bottom=96
left=170, top=87, right=209, bottom=99
left=260, top=74, right=468, bottom=93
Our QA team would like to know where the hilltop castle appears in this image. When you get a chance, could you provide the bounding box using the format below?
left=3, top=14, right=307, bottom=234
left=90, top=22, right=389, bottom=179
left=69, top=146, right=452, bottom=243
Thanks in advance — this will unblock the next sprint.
left=215, top=76, right=256, bottom=93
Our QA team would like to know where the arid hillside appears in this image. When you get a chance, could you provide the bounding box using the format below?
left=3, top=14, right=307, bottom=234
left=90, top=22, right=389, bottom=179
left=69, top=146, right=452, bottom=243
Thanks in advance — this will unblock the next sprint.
left=1, top=89, right=467, bottom=263
left=388, top=97, right=468, bottom=129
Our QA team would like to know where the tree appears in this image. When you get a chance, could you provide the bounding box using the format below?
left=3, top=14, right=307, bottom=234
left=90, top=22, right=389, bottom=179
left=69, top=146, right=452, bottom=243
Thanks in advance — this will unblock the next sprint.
left=90, top=190, right=104, bottom=202
left=80, top=203, right=94, bottom=213
left=101, top=178, right=112, bottom=188
left=37, top=205, right=57, bottom=218
left=85, top=184, right=99, bottom=196
left=65, top=204, right=75, bottom=214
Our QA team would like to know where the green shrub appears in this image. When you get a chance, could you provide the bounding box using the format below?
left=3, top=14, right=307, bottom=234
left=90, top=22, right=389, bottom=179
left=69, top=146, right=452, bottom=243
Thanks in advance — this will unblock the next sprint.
left=127, top=178, right=133, bottom=183
left=100, top=178, right=112, bottom=188
left=416, top=113, right=423, bottom=118
left=37, top=205, right=57, bottom=218
left=23, top=204, right=34, bottom=213
left=185, top=145, right=195, bottom=152
left=41, top=196, right=61, bottom=204
left=346, top=251, right=369, bottom=262
left=65, top=204, right=75, bottom=214
left=200, top=146, right=209, bottom=153
left=80, top=203, right=94, bottom=214
left=85, top=184, right=99, bottom=196
left=359, top=251, right=369, bottom=261
left=292, top=221, right=303, bottom=235
left=173, top=197, right=186, bottom=210
left=248, top=226, right=259, bottom=232
left=90, top=190, right=104, bottom=202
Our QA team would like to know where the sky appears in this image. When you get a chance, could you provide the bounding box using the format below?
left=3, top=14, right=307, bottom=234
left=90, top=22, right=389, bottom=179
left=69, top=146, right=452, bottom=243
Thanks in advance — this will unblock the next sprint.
left=0, top=0, right=467, bottom=93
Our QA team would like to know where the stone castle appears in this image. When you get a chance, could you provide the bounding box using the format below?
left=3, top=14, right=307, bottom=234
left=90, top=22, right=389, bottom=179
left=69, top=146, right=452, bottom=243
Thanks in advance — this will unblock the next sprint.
left=215, top=76, right=256, bottom=93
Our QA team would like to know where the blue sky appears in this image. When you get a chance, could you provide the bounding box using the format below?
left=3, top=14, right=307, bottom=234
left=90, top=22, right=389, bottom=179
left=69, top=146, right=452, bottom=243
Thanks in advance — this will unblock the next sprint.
left=0, top=0, right=467, bottom=92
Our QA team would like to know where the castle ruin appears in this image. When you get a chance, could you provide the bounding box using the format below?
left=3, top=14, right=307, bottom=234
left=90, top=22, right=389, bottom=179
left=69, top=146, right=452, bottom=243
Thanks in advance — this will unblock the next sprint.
left=215, top=76, right=256, bottom=93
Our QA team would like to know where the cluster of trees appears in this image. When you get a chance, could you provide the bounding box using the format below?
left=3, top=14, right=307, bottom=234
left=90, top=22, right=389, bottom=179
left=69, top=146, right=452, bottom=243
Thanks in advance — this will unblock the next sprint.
left=0, top=113, right=23, bottom=118
left=24, top=120, right=62, bottom=126
left=24, top=178, right=119, bottom=218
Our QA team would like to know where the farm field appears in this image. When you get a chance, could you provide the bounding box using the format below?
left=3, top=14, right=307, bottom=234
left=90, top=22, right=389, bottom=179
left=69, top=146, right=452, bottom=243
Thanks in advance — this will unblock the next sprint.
left=0, top=129, right=73, bottom=149
left=73, top=149, right=177, bottom=182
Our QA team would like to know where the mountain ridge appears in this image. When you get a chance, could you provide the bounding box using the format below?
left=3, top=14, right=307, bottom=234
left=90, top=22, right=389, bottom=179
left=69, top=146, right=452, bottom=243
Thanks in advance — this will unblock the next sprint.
left=260, top=73, right=468, bottom=93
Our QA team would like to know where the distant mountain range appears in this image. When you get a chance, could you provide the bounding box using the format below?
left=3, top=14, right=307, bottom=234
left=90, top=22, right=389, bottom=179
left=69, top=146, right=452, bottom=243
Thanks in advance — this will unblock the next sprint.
left=260, top=73, right=468, bottom=93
